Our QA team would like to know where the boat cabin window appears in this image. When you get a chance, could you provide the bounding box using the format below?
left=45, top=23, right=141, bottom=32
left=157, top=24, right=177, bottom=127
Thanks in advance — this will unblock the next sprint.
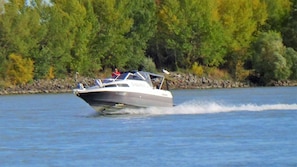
left=117, top=84, right=129, bottom=87
left=104, top=84, right=129, bottom=87
left=105, top=84, right=117, bottom=87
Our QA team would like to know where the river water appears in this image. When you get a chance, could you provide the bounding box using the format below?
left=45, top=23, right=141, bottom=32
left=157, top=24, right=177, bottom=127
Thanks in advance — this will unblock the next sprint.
left=0, top=87, right=296, bottom=166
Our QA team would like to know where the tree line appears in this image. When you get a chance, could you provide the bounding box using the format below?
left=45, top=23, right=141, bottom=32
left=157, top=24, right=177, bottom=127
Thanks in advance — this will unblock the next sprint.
left=0, top=0, right=297, bottom=86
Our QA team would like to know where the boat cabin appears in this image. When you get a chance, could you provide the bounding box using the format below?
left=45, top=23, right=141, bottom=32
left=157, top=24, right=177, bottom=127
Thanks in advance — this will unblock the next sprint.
left=100, top=71, right=166, bottom=90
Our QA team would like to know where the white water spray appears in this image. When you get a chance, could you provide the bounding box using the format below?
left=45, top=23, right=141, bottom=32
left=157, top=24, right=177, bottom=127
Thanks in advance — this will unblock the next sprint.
left=121, top=100, right=297, bottom=116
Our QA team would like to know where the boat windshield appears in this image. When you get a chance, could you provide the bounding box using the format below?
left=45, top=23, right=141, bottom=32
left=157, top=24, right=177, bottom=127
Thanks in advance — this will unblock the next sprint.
left=110, top=71, right=166, bottom=89
left=116, top=72, right=144, bottom=81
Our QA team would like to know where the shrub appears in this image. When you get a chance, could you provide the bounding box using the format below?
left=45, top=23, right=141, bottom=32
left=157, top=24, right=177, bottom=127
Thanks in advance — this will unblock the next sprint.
left=142, top=57, right=157, bottom=73
left=191, top=62, right=203, bottom=76
left=205, top=67, right=230, bottom=80
left=6, top=53, right=34, bottom=85
left=235, top=61, right=250, bottom=81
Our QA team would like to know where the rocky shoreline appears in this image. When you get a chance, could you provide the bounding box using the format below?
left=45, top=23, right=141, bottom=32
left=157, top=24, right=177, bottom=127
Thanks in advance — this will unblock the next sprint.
left=0, top=72, right=296, bottom=95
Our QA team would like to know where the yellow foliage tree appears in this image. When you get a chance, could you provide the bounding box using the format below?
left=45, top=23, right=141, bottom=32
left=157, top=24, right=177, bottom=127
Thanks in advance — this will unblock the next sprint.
left=6, top=53, right=34, bottom=85
left=46, top=66, right=55, bottom=80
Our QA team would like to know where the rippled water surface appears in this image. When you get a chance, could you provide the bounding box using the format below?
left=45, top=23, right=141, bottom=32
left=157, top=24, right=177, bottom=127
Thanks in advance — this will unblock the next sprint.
left=0, top=87, right=297, bottom=166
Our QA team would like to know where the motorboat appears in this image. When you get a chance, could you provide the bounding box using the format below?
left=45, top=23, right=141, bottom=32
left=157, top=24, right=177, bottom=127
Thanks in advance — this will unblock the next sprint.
left=73, top=70, right=173, bottom=114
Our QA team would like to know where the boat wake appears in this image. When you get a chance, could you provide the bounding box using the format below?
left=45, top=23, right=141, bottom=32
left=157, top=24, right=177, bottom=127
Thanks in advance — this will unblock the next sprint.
left=120, top=100, right=297, bottom=116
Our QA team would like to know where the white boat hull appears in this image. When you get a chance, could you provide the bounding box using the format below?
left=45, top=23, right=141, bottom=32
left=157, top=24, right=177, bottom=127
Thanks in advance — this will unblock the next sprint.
left=75, top=88, right=173, bottom=113
left=73, top=70, right=173, bottom=114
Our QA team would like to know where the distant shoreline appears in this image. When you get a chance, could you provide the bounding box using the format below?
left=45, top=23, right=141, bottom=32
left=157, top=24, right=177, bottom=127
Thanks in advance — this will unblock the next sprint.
left=1, top=73, right=296, bottom=95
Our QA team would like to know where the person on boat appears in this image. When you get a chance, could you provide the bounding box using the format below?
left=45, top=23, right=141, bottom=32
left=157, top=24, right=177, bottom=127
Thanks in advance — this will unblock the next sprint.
left=112, top=68, right=120, bottom=78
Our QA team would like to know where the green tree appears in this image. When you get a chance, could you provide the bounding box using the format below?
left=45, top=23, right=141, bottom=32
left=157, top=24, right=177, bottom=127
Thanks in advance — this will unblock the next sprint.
left=123, top=0, right=157, bottom=70
left=284, top=47, right=297, bottom=79
left=153, top=0, right=227, bottom=70
left=90, top=0, right=133, bottom=70
left=90, top=0, right=157, bottom=71
left=35, top=0, right=90, bottom=78
left=73, top=0, right=100, bottom=75
left=252, top=31, right=291, bottom=84
left=66, top=0, right=94, bottom=76
left=0, top=1, right=36, bottom=56
left=282, top=0, right=297, bottom=51
left=261, top=0, right=292, bottom=31
left=0, top=0, right=5, bottom=14
left=0, top=0, right=46, bottom=79
left=218, top=0, right=267, bottom=79
left=0, top=53, right=6, bottom=81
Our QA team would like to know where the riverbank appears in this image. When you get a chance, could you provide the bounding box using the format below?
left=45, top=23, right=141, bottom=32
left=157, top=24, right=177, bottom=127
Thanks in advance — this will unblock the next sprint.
left=0, top=72, right=296, bottom=95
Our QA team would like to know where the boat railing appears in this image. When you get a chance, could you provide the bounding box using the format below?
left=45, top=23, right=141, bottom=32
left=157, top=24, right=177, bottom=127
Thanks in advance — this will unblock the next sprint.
left=74, top=72, right=91, bottom=89
left=76, top=79, right=89, bottom=88
left=95, top=79, right=103, bottom=87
